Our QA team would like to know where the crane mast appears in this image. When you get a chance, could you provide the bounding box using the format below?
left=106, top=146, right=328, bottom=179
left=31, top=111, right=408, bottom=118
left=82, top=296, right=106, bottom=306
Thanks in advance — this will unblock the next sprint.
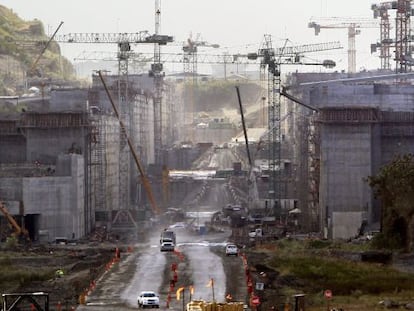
left=371, top=1, right=412, bottom=72
left=308, top=17, right=379, bottom=73
left=247, top=36, right=340, bottom=216
left=372, top=1, right=396, bottom=70
left=395, top=0, right=411, bottom=72
left=52, top=29, right=173, bottom=216
left=182, top=33, right=219, bottom=83
left=152, top=0, right=164, bottom=164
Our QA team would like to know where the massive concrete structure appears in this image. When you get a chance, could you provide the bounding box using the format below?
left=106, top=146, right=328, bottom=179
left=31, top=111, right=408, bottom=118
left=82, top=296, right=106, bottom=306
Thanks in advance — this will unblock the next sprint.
left=0, top=70, right=181, bottom=241
left=286, top=71, right=414, bottom=239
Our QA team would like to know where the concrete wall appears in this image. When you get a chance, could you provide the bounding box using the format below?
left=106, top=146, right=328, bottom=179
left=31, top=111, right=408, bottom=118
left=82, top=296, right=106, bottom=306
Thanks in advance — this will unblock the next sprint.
left=311, top=84, right=414, bottom=112
left=0, top=154, right=85, bottom=242
left=26, top=127, right=88, bottom=164
left=0, top=178, right=23, bottom=202
left=319, top=124, right=373, bottom=238
left=50, top=89, right=88, bottom=112
left=289, top=72, right=414, bottom=239
left=332, top=211, right=366, bottom=239
left=0, top=136, right=26, bottom=163
left=22, top=154, right=85, bottom=241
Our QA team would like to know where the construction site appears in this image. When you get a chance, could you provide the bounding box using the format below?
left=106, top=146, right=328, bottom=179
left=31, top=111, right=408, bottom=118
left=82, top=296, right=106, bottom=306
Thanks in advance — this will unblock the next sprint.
left=1, top=0, right=414, bottom=244
left=1, top=0, right=414, bottom=310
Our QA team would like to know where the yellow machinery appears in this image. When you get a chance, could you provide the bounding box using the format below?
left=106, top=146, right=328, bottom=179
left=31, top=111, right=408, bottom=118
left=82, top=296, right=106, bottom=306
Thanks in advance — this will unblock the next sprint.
left=186, top=300, right=244, bottom=311
left=0, top=201, right=30, bottom=241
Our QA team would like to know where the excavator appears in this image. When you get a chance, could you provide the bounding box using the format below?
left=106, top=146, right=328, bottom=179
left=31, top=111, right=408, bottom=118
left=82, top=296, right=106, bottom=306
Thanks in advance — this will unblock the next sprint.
left=0, top=201, right=30, bottom=242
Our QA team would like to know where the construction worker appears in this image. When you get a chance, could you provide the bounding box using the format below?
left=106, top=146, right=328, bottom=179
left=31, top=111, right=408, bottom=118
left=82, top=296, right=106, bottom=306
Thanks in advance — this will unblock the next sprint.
left=55, top=268, right=64, bottom=278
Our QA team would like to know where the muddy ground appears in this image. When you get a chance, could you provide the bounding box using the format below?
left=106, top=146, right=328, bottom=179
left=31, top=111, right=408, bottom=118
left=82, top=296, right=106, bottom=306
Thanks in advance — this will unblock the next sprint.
left=3, top=228, right=414, bottom=311
left=0, top=225, right=250, bottom=310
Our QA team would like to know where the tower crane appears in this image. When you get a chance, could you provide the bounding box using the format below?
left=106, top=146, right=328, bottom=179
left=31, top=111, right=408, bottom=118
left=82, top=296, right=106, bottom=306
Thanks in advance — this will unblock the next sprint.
left=181, top=33, right=220, bottom=83
left=246, top=35, right=339, bottom=215
left=371, top=1, right=412, bottom=72
left=371, top=1, right=397, bottom=70
left=52, top=30, right=173, bottom=218
left=152, top=0, right=166, bottom=165
left=308, top=17, right=380, bottom=73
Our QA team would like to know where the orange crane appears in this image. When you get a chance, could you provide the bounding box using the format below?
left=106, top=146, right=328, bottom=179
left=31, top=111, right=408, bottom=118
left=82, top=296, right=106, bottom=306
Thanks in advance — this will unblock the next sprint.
left=0, top=201, right=30, bottom=241
left=97, top=71, right=161, bottom=216
left=53, top=30, right=173, bottom=216
left=308, top=17, right=379, bottom=73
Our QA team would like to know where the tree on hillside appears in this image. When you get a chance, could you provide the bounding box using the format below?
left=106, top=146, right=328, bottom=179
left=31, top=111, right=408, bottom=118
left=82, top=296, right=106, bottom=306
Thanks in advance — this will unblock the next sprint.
left=367, top=154, right=414, bottom=251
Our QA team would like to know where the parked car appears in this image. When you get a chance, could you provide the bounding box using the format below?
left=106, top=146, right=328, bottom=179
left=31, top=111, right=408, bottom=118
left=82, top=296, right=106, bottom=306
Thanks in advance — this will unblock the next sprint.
left=160, top=241, right=175, bottom=252
left=137, top=291, right=160, bottom=308
left=225, top=243, right=238, bottom=256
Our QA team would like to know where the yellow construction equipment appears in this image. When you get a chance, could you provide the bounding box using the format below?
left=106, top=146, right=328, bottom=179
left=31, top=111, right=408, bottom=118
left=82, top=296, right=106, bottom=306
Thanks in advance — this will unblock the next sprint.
left=97, top=70, right=161, bottom=215
left=186, top=300, right=244, bottom=311
left=0, top=201, right=30, bottom=241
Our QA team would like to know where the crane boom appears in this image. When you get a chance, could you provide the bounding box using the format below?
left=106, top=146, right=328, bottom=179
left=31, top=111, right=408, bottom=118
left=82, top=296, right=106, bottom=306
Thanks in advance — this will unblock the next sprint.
left=74, top=41, right=342, bottom=66
left=97, top=71, right=161, bottom=216
left=28, top=21, right=64, bottom=77
left=53, top=31, right=173, bottom=45
left=273, top=41, right=342, bottom=56
left=308, top=17, right=379, bottom=73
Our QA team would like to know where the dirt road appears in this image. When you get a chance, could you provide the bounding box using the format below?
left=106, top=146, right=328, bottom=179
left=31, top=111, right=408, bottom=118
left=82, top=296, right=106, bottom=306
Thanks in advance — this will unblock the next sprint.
left=75, top=223, right=246, bottom=311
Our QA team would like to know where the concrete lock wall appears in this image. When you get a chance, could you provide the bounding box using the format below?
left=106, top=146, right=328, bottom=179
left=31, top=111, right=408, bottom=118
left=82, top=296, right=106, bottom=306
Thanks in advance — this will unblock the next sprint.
left=26, top=128, right=87, bottom=165
left=319, top=124, right=373, bottom=232
left=50, top=89, right=88, bottom=112
left=22, top=154, right=85, bottom=241
left=332, top=211, right=366, bottom=239
left=0, top=178, right=23, bottom=202
left=0, top=136, right=26, bottom=163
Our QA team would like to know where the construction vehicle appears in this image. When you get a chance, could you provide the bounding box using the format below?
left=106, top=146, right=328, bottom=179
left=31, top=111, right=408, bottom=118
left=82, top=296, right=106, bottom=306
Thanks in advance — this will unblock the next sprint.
left=160, top=229, right=176, bottom=244
left=186, top=300, right=244, bottom=311
left=0, top=201, right=30, bottom=242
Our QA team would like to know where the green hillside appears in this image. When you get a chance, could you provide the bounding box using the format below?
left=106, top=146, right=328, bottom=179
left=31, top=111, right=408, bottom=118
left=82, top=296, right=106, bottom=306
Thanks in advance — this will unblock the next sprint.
left=0, top=5, right=76, bottom=95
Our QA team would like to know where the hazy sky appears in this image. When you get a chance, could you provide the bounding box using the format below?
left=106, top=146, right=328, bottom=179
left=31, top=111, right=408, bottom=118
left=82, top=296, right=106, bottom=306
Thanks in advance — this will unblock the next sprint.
left=2, top=0, right=386, bottom=74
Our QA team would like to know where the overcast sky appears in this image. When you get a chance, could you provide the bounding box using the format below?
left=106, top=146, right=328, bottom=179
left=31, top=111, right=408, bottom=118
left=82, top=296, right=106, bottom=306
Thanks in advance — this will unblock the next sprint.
left=2, top=0, right=386, bottom=74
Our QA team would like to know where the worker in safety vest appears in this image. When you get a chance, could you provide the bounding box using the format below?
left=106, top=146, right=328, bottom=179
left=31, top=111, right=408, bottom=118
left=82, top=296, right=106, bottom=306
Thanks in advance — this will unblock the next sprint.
left=55, top=268, right=64, bottom=278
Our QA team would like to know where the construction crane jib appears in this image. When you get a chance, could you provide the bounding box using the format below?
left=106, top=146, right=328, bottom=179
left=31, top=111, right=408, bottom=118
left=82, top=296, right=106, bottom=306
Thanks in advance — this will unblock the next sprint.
left=247, top=36, right=340, bottom=214
left=53, top=31, right=173, bottom=45
left=182, top=33, right=220, bottom=83
left=308, top=17, right=379, bottom=73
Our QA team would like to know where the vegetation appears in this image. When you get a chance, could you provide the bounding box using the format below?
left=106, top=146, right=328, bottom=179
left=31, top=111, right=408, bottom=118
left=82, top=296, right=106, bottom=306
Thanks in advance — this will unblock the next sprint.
left=0, top=5, right=76, bottom=95
left=0, top=254, right=54, bottom=292
left=367, top=153, right=414, bottom=251
left=256, top=239, right=414, bottom=310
